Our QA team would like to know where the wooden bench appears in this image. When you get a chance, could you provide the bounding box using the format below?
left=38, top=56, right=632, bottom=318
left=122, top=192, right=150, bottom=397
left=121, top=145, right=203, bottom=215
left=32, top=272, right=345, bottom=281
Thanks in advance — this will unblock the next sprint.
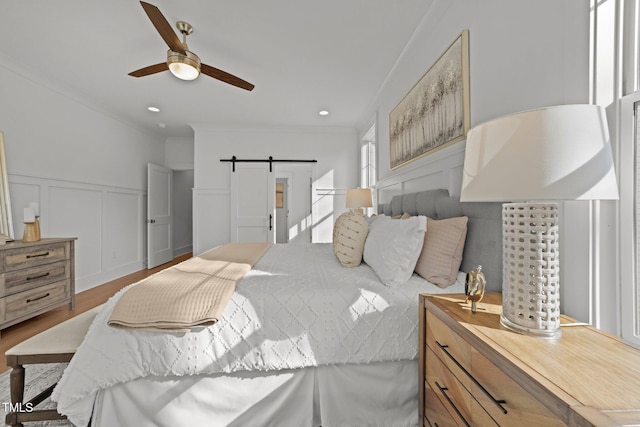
left=4, top=305, right=102, bottom=427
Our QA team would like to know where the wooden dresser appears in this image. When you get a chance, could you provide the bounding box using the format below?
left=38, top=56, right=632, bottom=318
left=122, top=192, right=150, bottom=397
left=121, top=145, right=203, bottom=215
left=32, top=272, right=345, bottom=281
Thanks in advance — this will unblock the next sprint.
left=0, top=238, right=76, bottom=336
left=419, top=293, right=640, bottom=426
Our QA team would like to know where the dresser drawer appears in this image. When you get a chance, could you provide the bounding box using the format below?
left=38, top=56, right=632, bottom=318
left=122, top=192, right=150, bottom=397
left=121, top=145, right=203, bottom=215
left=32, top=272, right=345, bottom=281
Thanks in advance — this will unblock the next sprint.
left=471, top=348, right=565, bottom=426
left=426, top=347, right=473, bottom=426
left=426, top=310, right=471, bottom=388
left=0, top=280, right=70, bottom=322
left=0, top=260, right=70, bottom=297
left=424, top=380, right=458, bottom=427
left=2, top=241, right=69, bottom=271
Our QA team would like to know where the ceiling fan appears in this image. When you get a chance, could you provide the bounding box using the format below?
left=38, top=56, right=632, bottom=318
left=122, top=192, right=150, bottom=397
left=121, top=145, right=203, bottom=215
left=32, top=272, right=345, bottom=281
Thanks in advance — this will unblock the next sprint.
left=128, top=1, right=254, bottom=91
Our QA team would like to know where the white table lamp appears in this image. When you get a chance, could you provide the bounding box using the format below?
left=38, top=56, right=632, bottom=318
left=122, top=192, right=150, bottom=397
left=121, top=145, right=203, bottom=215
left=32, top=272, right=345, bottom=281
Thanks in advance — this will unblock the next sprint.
left=346, top=188, right=373, bottom=215
left=460, top=104, right=619, bottom=338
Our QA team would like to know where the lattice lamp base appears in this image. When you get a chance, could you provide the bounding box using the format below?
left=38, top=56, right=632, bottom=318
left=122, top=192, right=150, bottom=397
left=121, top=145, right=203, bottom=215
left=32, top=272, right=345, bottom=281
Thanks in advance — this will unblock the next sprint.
left=500, top=203, right=561, bottom=339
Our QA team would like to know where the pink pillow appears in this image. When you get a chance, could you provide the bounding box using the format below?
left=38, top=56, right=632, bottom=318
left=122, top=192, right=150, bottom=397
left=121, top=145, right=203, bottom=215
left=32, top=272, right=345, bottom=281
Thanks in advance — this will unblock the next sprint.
left=415, top=216, right=468, bottom=287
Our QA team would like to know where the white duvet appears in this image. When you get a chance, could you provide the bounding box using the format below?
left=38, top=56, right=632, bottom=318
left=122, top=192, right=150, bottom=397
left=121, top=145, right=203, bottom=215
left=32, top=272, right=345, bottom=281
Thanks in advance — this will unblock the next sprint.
left=52, top=243, right=464, bottom=426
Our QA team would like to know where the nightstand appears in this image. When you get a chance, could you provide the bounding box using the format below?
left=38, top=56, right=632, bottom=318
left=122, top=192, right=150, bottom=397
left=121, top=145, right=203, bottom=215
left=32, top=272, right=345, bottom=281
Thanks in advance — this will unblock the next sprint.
left=419, top=293, right=640, bottom=426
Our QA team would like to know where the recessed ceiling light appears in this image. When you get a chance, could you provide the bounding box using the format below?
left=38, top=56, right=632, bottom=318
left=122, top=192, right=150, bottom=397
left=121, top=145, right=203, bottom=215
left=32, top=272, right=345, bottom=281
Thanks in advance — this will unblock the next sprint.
left=148, top=106, right=160, bottom=112
left=319, top=110, right=329, bottom=116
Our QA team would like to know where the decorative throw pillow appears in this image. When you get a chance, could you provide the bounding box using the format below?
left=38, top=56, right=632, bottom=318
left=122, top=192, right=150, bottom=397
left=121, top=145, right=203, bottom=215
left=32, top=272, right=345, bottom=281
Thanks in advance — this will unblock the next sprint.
left=333, top=212, right=369, bottom=267
left=363, top=215, right=427, bottom=286
left=366, top=213, right=379, bottom=225
left=332, top=212, right=348, bottom=252
left=391, top=213, right=411, bottom=219
left=415, top=216, right=468, bottom=288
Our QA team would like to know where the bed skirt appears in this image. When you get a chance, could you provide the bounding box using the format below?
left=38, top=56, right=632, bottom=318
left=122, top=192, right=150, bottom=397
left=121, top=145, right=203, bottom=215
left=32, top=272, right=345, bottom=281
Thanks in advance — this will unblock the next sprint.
left=91, top=359, right=419, bottom=427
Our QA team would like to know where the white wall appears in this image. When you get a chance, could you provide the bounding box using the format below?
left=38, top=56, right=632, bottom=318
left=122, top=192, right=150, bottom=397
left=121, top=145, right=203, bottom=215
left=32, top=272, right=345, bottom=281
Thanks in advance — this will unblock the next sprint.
left=359, top=0, right=592, bottom=320
left=165, top=136, right=195, bottom=171
left=192, top=126, right=357, bottom=254
left=0, top=56, right=165, bottom=292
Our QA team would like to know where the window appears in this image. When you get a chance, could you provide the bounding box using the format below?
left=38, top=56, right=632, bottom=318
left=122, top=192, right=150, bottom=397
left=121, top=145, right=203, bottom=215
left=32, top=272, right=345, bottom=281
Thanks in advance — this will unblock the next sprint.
left=633, top=100, right=640, bottom=345
left=620, top=91, right=640, bottom=348
left=360, top=124, right=376, bottom=214
left=593, top=0, right=640, bottom=346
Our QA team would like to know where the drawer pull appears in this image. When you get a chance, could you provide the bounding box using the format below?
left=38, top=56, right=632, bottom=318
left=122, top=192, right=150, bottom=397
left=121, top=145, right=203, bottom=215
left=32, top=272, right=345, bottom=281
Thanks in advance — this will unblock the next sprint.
left=436, top=340, right=508, bottom=414
left=26, top=293, right=50, bottom=303
left=435, top=381, right=470, bottom=427
left=26, top=272, right=50, bottom=281
left=26, top=252, right=50, bottom=259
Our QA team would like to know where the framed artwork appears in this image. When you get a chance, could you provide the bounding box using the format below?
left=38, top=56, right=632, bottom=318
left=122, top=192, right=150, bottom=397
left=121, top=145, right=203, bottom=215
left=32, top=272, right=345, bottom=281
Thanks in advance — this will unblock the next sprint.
left=389, top=29, right=470, bottom=169
left=275, top=183, right=284, bottom=208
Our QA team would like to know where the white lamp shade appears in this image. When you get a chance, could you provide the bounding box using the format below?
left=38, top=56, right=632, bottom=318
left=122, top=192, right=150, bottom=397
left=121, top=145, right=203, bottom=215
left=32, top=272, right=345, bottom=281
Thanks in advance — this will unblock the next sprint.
left=346, top=188, right=373, bottom=209
left=460, top=104, right=619, bottom=202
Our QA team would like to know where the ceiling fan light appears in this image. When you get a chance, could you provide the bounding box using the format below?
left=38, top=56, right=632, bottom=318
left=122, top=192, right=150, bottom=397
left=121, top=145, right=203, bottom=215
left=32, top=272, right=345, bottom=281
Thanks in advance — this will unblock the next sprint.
left=169, top=62, right=199, bottom=80
left=167, top=50, right=201, bottom=81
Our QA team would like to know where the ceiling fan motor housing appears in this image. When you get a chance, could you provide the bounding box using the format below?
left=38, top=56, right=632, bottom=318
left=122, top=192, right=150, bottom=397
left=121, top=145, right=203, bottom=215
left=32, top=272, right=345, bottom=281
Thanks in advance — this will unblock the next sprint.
left=167, top=49, right=201, bottom=80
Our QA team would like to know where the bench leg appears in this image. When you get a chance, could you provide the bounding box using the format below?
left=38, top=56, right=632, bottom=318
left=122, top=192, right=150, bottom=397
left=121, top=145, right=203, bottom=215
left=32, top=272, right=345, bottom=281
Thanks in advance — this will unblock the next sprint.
left=7, top=365, right=25, bottom=427
left=10, top=365, right=25, bottom=405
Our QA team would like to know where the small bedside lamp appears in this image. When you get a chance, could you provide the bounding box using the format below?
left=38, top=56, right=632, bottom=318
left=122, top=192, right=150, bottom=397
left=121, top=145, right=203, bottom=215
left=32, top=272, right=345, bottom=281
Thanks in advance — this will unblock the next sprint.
left=461, top=104, right=619, bottom=338
left=22, top=207, right=40, bottom=243
left=346, top=188, right=373, bottom=215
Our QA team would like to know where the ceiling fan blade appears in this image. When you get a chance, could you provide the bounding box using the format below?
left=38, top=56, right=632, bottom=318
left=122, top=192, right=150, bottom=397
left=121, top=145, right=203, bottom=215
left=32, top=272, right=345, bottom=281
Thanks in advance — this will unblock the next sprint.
left=201, top=63, right=255, bottom=91
left=139, top=1, right=186, bottom=54
left=129, top=62, right=169, bottom=77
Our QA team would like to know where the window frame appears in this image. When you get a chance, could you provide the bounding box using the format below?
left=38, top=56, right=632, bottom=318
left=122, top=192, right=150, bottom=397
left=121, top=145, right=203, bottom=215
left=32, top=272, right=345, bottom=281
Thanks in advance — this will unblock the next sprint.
left=360, top=124, right=377, bottom=214
left=620, top=91, right=640, bottom=348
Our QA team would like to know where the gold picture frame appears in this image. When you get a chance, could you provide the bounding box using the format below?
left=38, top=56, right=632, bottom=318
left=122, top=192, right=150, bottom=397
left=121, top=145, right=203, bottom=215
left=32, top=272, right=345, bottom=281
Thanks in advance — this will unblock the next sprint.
left=389, top=29, right=470, bottom=169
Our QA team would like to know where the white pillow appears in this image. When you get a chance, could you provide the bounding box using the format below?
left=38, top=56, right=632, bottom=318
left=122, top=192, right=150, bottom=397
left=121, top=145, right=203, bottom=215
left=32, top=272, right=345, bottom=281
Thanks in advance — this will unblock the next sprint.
left=363, top=215, right=427, bottom=286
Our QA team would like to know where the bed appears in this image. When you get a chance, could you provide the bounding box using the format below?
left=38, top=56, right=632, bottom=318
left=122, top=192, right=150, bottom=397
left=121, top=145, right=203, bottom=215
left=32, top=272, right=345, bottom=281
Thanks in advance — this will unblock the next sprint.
left=52, top=189, right=502, bottom=427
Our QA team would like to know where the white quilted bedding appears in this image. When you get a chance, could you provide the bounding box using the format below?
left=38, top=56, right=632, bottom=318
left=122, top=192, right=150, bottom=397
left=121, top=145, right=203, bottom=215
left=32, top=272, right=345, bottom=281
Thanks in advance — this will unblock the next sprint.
left=52, top=243, right=464, bottom=426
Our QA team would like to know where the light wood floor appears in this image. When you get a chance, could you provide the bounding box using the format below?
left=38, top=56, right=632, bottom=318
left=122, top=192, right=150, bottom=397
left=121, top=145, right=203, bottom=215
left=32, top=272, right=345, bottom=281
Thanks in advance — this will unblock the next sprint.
left=0, top=253, right=192, bottom=374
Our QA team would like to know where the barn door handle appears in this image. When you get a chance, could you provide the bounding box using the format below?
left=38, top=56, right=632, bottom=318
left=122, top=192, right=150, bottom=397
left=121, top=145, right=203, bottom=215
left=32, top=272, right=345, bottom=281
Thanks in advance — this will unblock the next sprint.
left=269, top=214, right=273, bottom=231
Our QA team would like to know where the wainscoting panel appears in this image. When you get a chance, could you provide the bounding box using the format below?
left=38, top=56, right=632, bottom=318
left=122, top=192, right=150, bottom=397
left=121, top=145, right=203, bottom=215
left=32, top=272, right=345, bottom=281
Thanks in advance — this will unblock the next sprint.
left=103, top=191, right=143, bottom=273
left=49, top=186, right=102, bottom=285
left=9, top=174, right=145, bottom=293
left=403, top=171, right=443, bottom=194
left=376, top=142, right=466, bottom=203
left=312, top=188, right=344, bottom=244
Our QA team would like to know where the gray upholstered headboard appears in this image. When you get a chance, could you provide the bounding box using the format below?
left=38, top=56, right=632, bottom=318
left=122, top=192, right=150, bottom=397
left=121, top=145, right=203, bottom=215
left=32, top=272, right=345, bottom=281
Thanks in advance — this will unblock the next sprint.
left=380, top=189, right=503, bottom=292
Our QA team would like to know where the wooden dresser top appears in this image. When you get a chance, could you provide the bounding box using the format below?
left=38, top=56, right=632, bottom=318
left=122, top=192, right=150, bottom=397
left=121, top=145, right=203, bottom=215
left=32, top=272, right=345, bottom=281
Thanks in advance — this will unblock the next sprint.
left=423, top=293, right=640, bottom=425
left=0, top=238, right=76, bottom=250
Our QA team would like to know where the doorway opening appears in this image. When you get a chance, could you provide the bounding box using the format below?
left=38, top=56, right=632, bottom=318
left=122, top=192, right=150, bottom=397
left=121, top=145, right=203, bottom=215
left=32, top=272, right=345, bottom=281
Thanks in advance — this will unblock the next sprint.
left=274, top=164, right=314, bottom=244
left=275, top=178, right=288, bottom=243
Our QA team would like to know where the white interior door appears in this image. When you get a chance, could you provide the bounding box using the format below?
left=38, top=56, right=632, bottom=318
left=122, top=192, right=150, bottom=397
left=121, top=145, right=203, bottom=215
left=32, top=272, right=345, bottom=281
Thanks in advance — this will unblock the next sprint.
left=147, top=163, right=173, bottom=268
left=230, top=163, right=275, bottom=242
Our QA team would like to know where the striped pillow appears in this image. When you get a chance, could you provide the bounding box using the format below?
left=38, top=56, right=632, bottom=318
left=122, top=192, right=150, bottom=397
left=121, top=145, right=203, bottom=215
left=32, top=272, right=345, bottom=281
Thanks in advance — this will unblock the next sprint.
left=333, top=212, right=369, bottom=268
left=415, top=216, right=468, bottom=287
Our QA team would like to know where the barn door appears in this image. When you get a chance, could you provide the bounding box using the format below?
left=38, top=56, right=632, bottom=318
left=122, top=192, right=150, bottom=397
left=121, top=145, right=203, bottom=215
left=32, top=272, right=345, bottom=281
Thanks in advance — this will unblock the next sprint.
left=230, top=163, right=275, bottom=242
